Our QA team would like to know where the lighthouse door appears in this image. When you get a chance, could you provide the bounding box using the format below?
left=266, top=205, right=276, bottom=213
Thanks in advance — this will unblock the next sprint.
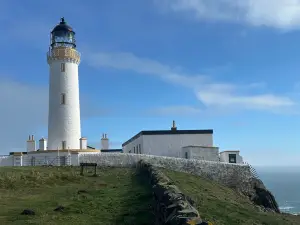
left=62, top=141, right=66, bottom=150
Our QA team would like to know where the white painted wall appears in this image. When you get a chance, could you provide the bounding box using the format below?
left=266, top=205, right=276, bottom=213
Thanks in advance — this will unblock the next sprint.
left=80, top=138, right=87, bottom=149
left=123, top=133, right=213, bottom=158
left=182, top=146, right=219, bottom=161
left=101, top=138, right=109, bottom=150
left=47, top=57, right=81, bottom=150
left=27, top=140, right=36, bottom=152
left=122, top=135, right=143, bottom=154
left=220, top=151, right=243, bottom=164
left=39, top=139, right=47, bottom=150
left=0, top=156, right=13, bottom=166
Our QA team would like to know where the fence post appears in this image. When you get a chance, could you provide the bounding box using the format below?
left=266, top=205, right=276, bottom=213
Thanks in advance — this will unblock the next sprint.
left=57, top=147, right=60, bottom=166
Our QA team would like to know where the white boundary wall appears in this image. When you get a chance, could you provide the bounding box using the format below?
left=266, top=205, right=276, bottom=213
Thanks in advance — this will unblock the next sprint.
left=0, top=153, right=254, bottom=192
left=78, top=153, right=254, bottom=191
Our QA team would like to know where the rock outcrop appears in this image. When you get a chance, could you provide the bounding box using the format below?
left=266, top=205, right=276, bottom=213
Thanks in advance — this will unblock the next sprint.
left=249, top=178, right=280, bottom=213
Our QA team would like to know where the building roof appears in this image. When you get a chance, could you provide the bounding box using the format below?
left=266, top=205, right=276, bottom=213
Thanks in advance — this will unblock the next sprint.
left=51, top=17, right=74, bottom=33
left=122, top=129, right=213, bottom=147
left=182, top=145, right=218, bottom=149
left=101, top=149, right=122, bottom=152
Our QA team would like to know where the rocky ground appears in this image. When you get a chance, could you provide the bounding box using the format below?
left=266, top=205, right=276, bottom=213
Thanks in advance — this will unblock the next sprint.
left=163, top=168, right=300, bottom=225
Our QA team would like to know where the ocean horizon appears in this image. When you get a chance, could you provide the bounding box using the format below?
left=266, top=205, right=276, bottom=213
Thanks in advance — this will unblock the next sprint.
left=255, top=166, right=300, bottom=215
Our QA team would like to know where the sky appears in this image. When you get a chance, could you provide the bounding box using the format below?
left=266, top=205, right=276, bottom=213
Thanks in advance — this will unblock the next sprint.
left=1, top=0, right=300, bottom=166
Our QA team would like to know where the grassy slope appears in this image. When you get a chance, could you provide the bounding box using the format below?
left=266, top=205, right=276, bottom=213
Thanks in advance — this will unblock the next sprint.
left=163, top=169, right=300, bottom=225
left=0, top=167, right=155, bottom=225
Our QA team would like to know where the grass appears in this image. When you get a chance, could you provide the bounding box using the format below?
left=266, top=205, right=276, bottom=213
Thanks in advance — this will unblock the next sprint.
left=162, top=168, right=300, bottom=225
left=0, top=166, right=155, bottom=225
left=2, top=166, right=300, bottom=225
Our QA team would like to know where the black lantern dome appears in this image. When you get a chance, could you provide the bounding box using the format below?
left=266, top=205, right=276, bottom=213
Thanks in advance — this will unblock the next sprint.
left=50, top=17, right=76, bottom=49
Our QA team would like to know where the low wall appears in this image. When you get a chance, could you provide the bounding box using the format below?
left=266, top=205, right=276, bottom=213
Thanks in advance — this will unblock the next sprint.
left=79, top=153, right=254, bottom=193
left=0, top=156, right=13, bottom=166
left=138, top=160, right=209, bottom=225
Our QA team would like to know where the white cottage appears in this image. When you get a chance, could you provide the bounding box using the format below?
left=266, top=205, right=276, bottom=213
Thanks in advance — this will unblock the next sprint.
left=181, top=146, right=219, bottom=161
left=122, top=121, right=214, bottom=158
left=220, top=151, right=243, bottom=164
left=122, top=121, right=244, bottom=164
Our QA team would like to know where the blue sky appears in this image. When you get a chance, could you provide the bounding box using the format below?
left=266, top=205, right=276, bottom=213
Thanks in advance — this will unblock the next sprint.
left=1, top=0, right=300, bottom=166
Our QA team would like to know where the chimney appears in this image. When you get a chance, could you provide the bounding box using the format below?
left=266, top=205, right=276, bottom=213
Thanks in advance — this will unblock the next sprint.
left=101, top=133, right=109, bottom=150
left=171, top=120, right=177, bottom=131
left=27, top=135, right=36, bottom=152
left=39, top=138, right=47, bottom=151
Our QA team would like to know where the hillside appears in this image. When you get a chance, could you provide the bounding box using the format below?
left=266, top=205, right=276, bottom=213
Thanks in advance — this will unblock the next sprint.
left=0, top=166, right=299, bottom=225
left=162, top=168, right=300, bottom=225
left=0, top=166, right=155, bottom=225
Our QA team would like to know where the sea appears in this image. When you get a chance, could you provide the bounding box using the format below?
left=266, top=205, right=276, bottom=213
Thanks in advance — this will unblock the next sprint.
left=255, top=166, right=300, bottom=215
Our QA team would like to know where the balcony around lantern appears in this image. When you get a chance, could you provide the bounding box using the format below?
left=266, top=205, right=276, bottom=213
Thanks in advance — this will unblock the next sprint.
left=47, top=47, right=81, bottom=64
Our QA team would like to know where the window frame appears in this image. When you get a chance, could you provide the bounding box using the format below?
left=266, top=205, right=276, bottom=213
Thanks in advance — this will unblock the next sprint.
left=61, top=63, right=65, bottom=72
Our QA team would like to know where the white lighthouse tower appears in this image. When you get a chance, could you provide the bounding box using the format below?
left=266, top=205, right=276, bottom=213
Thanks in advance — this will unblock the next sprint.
left=47, top=18, right=81, bottom=150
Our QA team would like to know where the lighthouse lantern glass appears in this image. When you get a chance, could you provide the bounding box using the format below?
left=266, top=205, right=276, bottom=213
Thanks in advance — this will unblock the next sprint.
left=51, top=30, right=76, bottom=48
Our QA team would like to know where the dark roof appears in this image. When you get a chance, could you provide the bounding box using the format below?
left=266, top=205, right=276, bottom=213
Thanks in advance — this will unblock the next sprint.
left=101, top=149, right=123, bottom=153
left=122, top=129, right=213, bottom=147
left=9, top=152, right=28, bottom=155
left=51, top=17, right=74, bottom=33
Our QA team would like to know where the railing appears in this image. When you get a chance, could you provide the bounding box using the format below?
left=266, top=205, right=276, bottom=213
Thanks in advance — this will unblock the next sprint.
left=24, top=155, right=71, bottom=166
left=47, top=47, right=81, bottom=64
left=244, top=161, right=260, bottom=179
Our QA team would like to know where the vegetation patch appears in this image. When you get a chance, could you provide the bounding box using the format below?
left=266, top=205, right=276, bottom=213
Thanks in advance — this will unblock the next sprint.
left=0, top=166, right=155, bottom=225
left=163, top=168, right=300, bottom=225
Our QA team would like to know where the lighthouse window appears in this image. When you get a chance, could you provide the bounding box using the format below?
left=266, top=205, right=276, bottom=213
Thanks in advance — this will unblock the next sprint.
left=61, top=63, right=65, bottom=72
left=61, top=93, right=66, bottom=104
left=62, top=141, right=66, bottom=149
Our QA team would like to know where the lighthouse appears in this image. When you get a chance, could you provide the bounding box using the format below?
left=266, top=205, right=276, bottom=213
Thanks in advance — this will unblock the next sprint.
left=47, top=18, right=81, bottom=150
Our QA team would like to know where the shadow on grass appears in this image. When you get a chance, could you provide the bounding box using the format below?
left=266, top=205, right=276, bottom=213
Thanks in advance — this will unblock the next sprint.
left=114, top=168, right=156, bottom=225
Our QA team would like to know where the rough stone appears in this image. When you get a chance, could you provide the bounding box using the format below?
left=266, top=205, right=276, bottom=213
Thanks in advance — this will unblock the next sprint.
left=54, top=206, right=65, bottom=212
left=138, top=160, right=209, bottom=225
left=21, top=209, right=35, bottom=215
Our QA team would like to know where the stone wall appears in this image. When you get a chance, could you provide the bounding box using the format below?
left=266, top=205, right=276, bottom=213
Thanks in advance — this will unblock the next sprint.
left=137, top=160, right=210, bottom=225
left=79, top=153, right=254, bottom=193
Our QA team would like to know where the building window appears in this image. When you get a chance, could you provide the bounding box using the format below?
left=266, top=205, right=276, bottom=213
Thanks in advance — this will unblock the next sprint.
left=61, top=93, right=66, bottom=104
left=136, top=145, right=139, bottom=154
left=62, top=141, right=66, bottom=149
left=61, top=63, right=65, bottom=72
left=229, top=154, right=237, bottom=163
left=185, top=152, right=188, bottom=159
left=139, top=144, right=141, bottom=154
left=134, top=147, right=135, bottom=153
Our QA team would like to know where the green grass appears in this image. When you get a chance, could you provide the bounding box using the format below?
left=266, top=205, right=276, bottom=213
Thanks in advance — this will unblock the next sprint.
left=0, top=166, right=155, bottom=225
left=162, top=169, right=300, bottom=225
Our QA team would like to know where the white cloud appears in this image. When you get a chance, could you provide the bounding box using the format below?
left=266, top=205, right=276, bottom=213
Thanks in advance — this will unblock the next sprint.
left=86, top=51, right=296, bottom=113
left=156, top=0, right=300, bottom=30
left=197, top=90, right=295, bottom=110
